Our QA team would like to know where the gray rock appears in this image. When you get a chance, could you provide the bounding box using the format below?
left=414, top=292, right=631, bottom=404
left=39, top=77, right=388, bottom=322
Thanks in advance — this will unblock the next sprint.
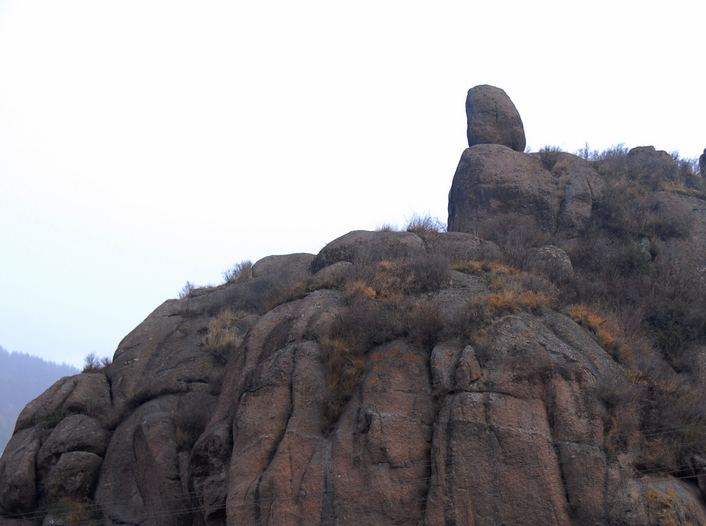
left=41, top=451, right=103, bottom=501
left=14, top=373, right=112, bottom=432
left=0, top=428, right=40, bottom=513
left=466, top=85, right=526, bottom=152
left=251, top=253, right=314, bottom=280
left=526, top=245, right=574, bottom=279
left=454, top=345, right=482, bottom=390
left=37, top=415, right=110, bottom=480
left=310, top=230, right=425, bottom=272
left=430, top=341, right=463, bottom=393
left=448, top=144, right=604, bottom=243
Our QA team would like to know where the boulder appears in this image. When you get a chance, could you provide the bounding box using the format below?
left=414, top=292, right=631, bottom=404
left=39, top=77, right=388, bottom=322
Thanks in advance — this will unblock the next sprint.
left=309, top=230, right=425, bottom=272
left=0, top=428, right=41, bottom=513
left=526, top=245, right=574, bottom=279
left=251, top=253, right=314, bottom=280
left=627, top=145, right=673, bottom=163
left=448, top=144, right=560, bottom=237
left=95, top=391, right=216, bottom=526
left=36, top=414, right=110, bottom=479
left=700, top=148, right=706, bottom=176
left=40, top=451, right=103, bottom=501
left=448, top=144, right=604, bottom=242
left=14, top=373, right=112, bottom=432
left=466, top=84, right=526, bottom=152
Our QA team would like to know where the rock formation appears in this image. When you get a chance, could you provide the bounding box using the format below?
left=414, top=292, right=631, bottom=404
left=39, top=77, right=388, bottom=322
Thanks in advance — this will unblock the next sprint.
left=465, top=84, right=526, bottom=152
left=700, top=148, right=706, bottom=176
left=447, top=143, right=605, bottom=242
left=3, top=87, right=706, bottom=526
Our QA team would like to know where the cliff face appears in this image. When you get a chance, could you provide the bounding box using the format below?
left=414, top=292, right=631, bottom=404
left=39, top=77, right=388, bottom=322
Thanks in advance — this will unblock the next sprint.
left=3, top=87, right=706, bottom=526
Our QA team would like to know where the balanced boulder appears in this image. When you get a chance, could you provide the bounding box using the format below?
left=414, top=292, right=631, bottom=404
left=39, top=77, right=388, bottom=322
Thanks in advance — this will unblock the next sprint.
left=466, top=85, right=526, bottom=152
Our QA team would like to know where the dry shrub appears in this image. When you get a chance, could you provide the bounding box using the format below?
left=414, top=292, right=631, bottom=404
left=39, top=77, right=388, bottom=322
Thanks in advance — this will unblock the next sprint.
left=179, top=281, right=196, bottom=299
left=453, top=270, right=555, bottom=346
left=261, top=280, right=309, bottom=312
left=405, top=213, right=446, bottom=238
left=598, top=374, right=644, bottom=454
left=351, top=259, right=408, bottom=299
left=538, top=145, right=564, bottom=172
left=82, top=352, right=112, bottom=373
left=487, top=291, right=518, bottom=316
left=222, top=260, right=253, bottom=284
left=453, top=295, right=491, bottom=344
left=174, top=404, right=212, bottom=452
left=408, top=302, right=446, bottom=348
left=632, top=374, right=706, bottom=475
left=452, top=260, right=490, bottom=275
left=320, top=283, right=448, bottom=433
left=319, top=291, right=409, bottom=434
left=566, top=304, right=630, bottom=363
left=344, top=280, right=377, bottom=304
left=202, top=308, right=249, bottom=363
left=319, top=336, right=365, bottom=435
left=452, top=259, right=518, bottom=277
left=406, top=254, right=449, bottom=292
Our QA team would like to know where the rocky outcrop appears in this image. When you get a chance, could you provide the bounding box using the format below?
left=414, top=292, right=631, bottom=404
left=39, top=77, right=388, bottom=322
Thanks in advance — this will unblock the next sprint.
left=2, top=228, right=706, bottom=525
left=447, top=143, right=605, bottom=241
left=465, top=85, right=526, bottom=152
left=3, top=87, right=706, bottom=526
left=700, top=148, right=706, bottom=176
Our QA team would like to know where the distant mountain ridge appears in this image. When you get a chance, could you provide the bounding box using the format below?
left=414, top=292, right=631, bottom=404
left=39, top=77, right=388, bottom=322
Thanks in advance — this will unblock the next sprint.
left=0, top=346, right=78, bottom=456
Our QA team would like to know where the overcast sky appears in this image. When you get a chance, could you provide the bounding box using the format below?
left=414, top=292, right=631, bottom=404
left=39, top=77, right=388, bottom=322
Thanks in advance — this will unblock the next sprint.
left=1, top=1, right=703, bottom=369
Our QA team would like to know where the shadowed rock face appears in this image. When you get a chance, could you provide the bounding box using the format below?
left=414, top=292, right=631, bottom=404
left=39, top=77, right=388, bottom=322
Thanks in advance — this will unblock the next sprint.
left=2, top=230, right=706, bottom=525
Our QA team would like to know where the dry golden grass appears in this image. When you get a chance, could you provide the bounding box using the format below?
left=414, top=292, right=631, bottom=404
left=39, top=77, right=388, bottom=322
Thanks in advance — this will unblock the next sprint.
left=451, top=260, right=517, bottom=276
left=566, top=304, right=629, bottom=361
left=202, top=308, right=250, bottom=360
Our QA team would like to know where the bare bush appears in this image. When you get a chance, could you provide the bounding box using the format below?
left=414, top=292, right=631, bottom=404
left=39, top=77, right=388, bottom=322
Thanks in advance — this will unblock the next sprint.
left=178, top=281, right=195, bottom=299
left=82, top=352, right=111, bottom=373
left=408, top=302, right=446, bottom=349
left=222, top=260, right=253, bottom=284
left=405, top=213, right=446, bottom=237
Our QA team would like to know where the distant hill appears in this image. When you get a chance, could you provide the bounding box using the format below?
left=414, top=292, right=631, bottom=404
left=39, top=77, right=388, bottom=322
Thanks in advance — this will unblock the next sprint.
left=0, top=346, right=79, bottom=455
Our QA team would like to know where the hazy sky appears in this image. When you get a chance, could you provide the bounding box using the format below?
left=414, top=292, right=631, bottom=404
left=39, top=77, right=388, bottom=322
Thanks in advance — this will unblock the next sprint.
left=1, top=1, right=703, bottom=368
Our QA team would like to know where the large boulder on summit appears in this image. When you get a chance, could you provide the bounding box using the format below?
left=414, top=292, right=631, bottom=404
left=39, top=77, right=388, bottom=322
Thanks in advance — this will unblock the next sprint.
left=447, top=144, right=604, bottom=241
left=466, top=84, right=526, bottom=152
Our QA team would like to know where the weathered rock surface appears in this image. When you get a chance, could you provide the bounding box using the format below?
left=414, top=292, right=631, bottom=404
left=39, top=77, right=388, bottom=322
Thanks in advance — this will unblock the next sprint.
left=466, top=84, right=526, bottom=152
left=3, top=229, right=705, bottom=525
left=448, top=144, right=605, bottom=242
left=4, top=87, right=706, bottom=525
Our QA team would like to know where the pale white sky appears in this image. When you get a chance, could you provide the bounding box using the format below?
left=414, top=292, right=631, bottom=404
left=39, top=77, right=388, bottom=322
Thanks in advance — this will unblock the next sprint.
left=1, top=1, right=703, bottom=368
